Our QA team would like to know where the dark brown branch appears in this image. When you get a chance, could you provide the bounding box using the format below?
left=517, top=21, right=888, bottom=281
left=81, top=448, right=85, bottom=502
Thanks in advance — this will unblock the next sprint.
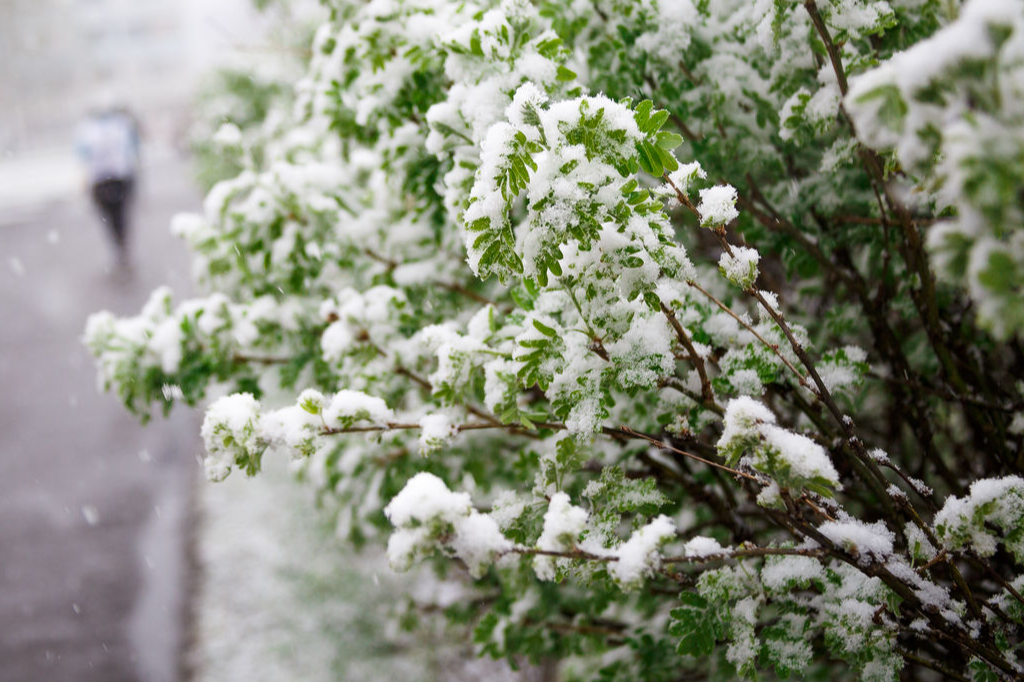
left=233, top=353, right=290, bottom=365
left=661, top=302, right=717, bottom=408
left=803, top=0, right=849, bottom=95
left=896, top=648, right=971, bottom=682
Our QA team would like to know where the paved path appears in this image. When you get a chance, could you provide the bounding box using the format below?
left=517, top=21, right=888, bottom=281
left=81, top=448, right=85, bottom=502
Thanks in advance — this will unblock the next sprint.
left=0, top=153, right=201, bottom=682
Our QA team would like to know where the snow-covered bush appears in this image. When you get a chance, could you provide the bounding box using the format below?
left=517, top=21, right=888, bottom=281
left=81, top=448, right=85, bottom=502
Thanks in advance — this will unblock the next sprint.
left=86, top=0, right=1024, bottom=679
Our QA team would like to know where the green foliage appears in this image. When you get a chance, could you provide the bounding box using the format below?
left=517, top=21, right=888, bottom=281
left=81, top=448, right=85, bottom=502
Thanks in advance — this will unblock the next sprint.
left=670, top=591, right=726, bottom=657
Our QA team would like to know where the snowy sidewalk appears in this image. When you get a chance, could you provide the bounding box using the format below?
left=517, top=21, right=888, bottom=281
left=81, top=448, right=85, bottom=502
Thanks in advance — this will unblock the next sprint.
left=0, top=152, right=200, bottom=682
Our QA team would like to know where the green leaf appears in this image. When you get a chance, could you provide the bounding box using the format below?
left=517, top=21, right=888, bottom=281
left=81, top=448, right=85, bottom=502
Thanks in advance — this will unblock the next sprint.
left=670, top=592, right=720, bottom=657
left=634, top=100, right=654, bottom=130
left=654, top=144, right=679, bottom=172
left=556, top=65, right=577, bottom=82
left=299, top=396, right=321, bottom=415
left=469, top=30, right=484, bottom=57
left=536, top=37, right=562, bottom=58
left=970, top=659, right=1000, bottom=682
left=885, top=590, right=903, bottom=618
left=627, top=189, right=650, bottom=205
left=656, top=131, right=684, bottom=149
left=643, top=291, right=661, bottom=311
left=646, top=109, right=669, bottom=133
left=637, top=142, right=657, bottom=175
left=509, top=249, right=524, bottom=274
left=977, top=250, right=1018, bottom=293
left=532, top=319, right=558, bottom=337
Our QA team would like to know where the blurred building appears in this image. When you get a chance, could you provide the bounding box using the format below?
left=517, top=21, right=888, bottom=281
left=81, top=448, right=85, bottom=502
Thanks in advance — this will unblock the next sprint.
left=0, top=0, right=267, bottom=151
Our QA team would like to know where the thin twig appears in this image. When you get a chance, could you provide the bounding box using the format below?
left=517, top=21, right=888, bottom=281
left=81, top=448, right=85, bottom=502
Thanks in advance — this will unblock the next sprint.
left=617, top=425, right=762, bottom=482
left=686, top=279, right=809, bottom=387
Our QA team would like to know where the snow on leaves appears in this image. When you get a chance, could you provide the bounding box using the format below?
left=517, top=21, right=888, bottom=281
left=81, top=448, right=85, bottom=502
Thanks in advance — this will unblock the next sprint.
left=718, top=397, right=841, bottom=497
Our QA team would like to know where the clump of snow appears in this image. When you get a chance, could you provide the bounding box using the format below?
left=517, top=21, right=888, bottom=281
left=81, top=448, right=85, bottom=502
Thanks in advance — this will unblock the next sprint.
left=756, top=481, right=783, bottom=508
left=683, top=535, right=726, bottom=558
left=758, top=424, right=840, bottom=489
left=201, top=393, right=263, bottom=482
left=697, top=185, right=739, bottom=227
left=297, top=389, right=326, bottom=415
left=321, top=322, right=355, bottom=364
left=719, top=246, right=760, bottom=289
left=385, top=472, right=472, bottom=527
left=213, top=122, right=243, bottom=147
left=607, top=311, right=675, bottom=388
left=419, top=324, right=489, bottom=397
left=609, top=515, right=676, bottom=587
left=506, top=81, right=549, bottom=131
left=907, top=476, right=933, bottom=498
left=665, top=161, right=706, bottom=196
left=886, top=484, right=907, bottom=502
left=260, top=404, right=318, bottom=448
left=718, top=396, right=776, bottom=447
left=883, top=558, right=961, bottom=624
left=718, top=397, right=840, bottom=492
left=534, top=493, right=589, bottom=580
left=818, top=346, right=867, bottom=394
left=903, top=522, right=937, bottom=562
left=868, top=448, right=889, bottom=463
left=418, top=413, right=459, bottom=455
left=934, top=475, right=1024, bottom=560
left=489, top=490, right=528, bottom=530
left=384, top=473, right=513, bottom=577
left=728, top=368, right=764, bottom=396
left=386, top=527, right=433, bottom=573
left=756, top=290, right=780, bottom=320
left=634, top=0, right=697, bottom=63
left=761, top=555, right=824, bottom=591
left=149, top=318, right=184, bottom=373
left=818, top=519, right=895, bottom=565
left=322, top=390, right=394, bottom=427
left=451, top=512, right=514, bottom=577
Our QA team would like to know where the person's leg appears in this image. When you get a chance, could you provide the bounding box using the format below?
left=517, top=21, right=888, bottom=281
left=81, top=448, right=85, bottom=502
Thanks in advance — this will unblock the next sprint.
left=92, top=179, right=129, bottom=266
left=117, top=177, right=134, bottom=261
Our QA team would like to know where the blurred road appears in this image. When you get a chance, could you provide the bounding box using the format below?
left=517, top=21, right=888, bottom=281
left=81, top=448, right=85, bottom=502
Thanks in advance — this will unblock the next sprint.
left=0, top=151, right=202, bottom=682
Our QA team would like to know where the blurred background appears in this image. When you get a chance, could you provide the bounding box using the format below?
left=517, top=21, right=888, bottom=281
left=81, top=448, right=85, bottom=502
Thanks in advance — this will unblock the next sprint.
left=0, top=0, right=272, bottom=210
left=0, top=2, right=266, bottom=682
left=0, top=0, right=272, bottom=145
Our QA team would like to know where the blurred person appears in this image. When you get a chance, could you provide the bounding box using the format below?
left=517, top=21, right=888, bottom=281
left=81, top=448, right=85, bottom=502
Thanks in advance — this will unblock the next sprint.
left=76, top=100, right=141, bottom=269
